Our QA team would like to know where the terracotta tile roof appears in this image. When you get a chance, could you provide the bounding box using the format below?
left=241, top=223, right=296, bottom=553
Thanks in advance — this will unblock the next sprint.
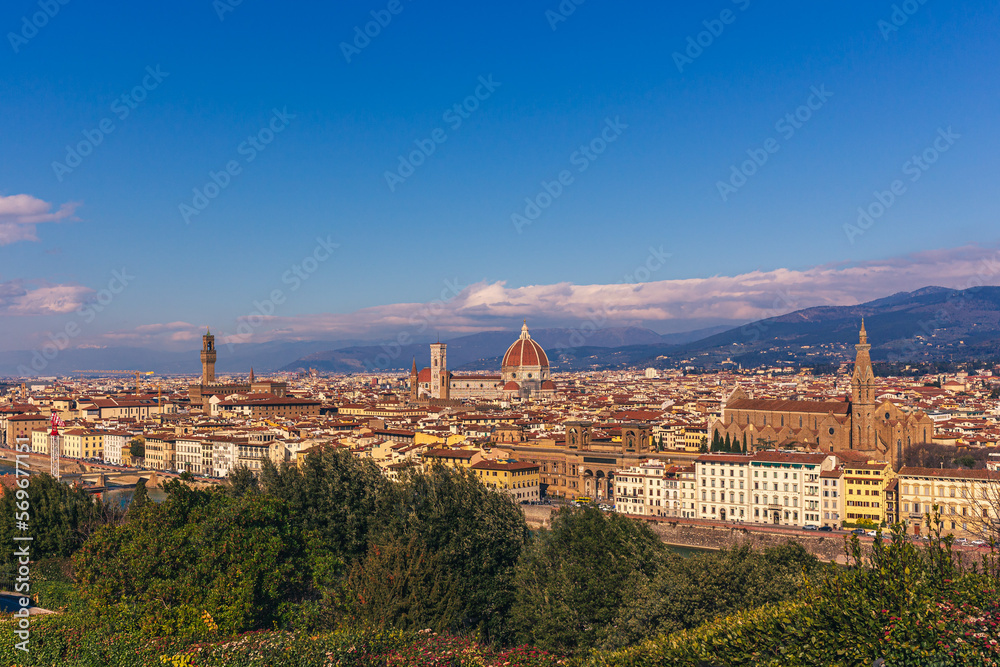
left=751, top=451, right=831, bottom=465
left=727, top=398, right=850, bottom=415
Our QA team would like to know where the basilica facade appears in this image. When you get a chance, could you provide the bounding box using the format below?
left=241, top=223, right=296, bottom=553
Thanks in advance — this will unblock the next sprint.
left=708, top=323, right=934, bottom=470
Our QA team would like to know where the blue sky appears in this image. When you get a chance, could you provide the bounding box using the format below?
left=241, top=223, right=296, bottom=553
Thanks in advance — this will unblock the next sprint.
left=2, top=0, right=999, bottom=352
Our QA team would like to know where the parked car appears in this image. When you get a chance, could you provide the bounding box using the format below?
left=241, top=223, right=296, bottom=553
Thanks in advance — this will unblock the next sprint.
left=818, top=525, right=833, bottom=532
left=803, top=524, right=818, bottom=530
left=954, top=537, right=969, bottom=545
left=851, top=528, right=867, bottom=536
left=866, top=530, right=878, bottom=537
left=970, top=540, right=986, bottom=547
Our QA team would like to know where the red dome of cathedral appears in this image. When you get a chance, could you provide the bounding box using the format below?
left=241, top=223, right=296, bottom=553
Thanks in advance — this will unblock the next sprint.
left=502, top=321, right=549, bottom=368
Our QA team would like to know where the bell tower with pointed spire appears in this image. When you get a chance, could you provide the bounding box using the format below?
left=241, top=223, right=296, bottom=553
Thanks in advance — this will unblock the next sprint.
left=850, top=319, right=875, bottom=451
left=201, top=328, right=217, bottom=384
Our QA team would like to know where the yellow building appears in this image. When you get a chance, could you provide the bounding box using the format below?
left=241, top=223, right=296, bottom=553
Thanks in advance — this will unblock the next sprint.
left=60, top=429, right=104, bottom=460
left=899, top=467, right=999, bottom=539
left=843, top=461, right=894, bottom=526
left=414, top=431, right=467, bottom=448
left=683, top=428, right=707, bottom=452
left=421, top=448, right=481, bottom=469
left=471, top=459, right=540, bottom=502
left=31, top=428, right=49, bottom=455
left=144, top=433, right=176, bottom=470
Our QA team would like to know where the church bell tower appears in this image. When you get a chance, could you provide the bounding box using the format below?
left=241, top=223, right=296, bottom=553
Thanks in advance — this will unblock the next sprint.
left=850, top=320, right=875, bottom=451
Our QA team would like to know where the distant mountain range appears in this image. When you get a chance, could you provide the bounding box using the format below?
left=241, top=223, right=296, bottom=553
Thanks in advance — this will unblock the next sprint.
left=278, top=326, right=731, bottom=374
left=3, top=286, right=999, bottom=377
left=279, top=287, right=1000, bottom=372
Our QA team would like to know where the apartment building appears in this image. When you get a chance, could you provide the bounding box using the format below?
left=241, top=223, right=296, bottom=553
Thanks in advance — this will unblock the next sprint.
left=677, top=464, right=697, bottom=519
left=819, top=468, right=844, bottom=529
left=898, top=467, right=999, bottom=538
left=212, top=438, right=237, bottom=477
left=843, top=461, right=895, bottom=526
left=696, top=453, right=751, bottom=522
left=749, top=452, right=835, bottom=528
left=616, top=459, right=676, bottom=517
left=176, top=437, right=207, bottom=474
left=145, top=433, right=176, bottom=470
left=61, top=429, right=103, bottom=460
left=470, top=459, right=540, bottom=502
left=101, top=431, right=130, bottom=466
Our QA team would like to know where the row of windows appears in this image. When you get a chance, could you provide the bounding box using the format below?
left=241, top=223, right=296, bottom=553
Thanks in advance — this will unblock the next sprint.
left=703, top=467, right=745, bottom=477
left=903, top=484, right=985, bottom=499
left=904, top=503, right=988, bottom=517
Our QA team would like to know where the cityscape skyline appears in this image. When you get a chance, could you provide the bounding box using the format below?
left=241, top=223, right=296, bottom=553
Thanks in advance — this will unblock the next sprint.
left=3, top=2, right=1000, bottom=354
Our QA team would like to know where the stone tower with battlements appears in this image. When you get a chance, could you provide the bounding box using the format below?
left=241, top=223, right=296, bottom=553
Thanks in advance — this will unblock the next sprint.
left=201, top=329, right=217, bottom=384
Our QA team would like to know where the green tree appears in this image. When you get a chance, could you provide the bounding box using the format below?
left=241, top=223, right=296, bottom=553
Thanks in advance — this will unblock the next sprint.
left=0, top=474, right=101, bottom=576
left=615, top=542, right=820, bottom=644
left=724, top=432, right=732, bottom=453
left=259, top=449, right=388, bottom=564
left=380, top=464, right=529, bottom=642
left=954, top=454, right=976, bottom=468
left=128, top=437, right=144, bottom=460
left=130, top=478, right=149, bottom=512
left=512, top=506, right=669, bottom=654
left=75, top=489, right=313, bottom=638
left=226, top=464, right=260, bottom=497
left=343, top=534, right=462, bottom=633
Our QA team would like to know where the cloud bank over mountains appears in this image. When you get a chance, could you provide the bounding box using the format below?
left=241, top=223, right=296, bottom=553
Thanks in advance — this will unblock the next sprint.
left=6, top=243, right=999, bottom=351
left=205, top=244, right=999, bottom=345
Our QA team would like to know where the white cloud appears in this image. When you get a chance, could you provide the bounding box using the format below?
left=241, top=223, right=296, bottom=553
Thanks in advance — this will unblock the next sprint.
left=0, top=194, right=80, bottom=245
left=0, top=280, right=93, bottom=315
left=211, top=244, right=1000, bottom=343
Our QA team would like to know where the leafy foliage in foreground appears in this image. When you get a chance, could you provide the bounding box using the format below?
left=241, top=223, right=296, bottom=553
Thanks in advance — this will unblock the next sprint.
left=587, top=519, right=1000, bottom=666
left=74, top=485, right=315, bottom=638
left=512, top=507, right=821, bottom=655
left=0, top=615, right=566, bottom=667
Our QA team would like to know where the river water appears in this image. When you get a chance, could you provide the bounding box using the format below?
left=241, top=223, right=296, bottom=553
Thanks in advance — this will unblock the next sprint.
left=0, top=459, right=167, bottom=505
